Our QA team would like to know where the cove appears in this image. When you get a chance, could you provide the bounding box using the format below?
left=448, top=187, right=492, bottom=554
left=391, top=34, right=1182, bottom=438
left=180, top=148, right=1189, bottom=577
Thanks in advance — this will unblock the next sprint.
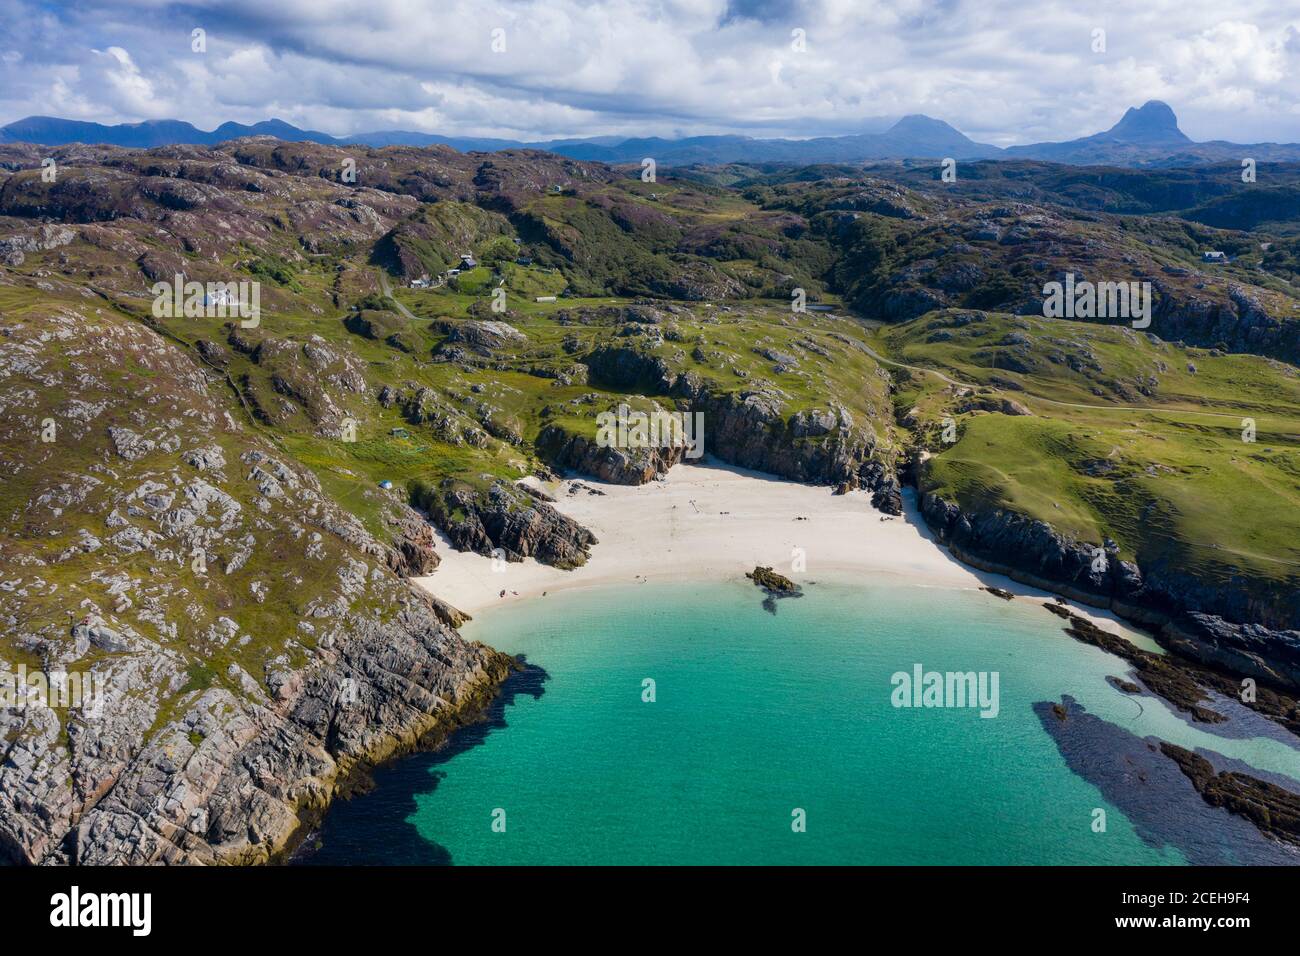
left=302, top=575, right=1300, bottom=865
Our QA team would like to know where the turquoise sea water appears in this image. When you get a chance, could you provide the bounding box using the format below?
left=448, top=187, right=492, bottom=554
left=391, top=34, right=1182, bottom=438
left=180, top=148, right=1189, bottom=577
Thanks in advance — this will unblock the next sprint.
left=307, top=576, right=1300, bottom=865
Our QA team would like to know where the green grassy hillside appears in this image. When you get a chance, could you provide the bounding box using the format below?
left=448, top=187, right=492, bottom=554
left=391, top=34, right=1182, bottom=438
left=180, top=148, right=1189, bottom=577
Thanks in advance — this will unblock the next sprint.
left=877, top=310, right=1300, bottom=595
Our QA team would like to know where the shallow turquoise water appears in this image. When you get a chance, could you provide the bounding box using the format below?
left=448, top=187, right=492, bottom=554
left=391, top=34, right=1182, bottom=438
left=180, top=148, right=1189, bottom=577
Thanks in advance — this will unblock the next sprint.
left=310, top=576, right=1300, bottom=865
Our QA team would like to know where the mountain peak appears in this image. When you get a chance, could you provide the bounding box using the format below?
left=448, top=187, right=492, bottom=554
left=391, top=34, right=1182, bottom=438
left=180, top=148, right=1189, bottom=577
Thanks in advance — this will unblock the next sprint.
left=889, top=114, right=957, bottom=135
left=1105, top=100, right=1189, bottom=144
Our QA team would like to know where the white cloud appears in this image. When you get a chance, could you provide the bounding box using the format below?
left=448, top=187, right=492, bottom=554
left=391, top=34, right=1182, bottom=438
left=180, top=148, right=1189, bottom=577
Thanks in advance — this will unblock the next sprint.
left=87, top=46, right=167, bottom=117
left=0, top=0, right=1296, bottom=143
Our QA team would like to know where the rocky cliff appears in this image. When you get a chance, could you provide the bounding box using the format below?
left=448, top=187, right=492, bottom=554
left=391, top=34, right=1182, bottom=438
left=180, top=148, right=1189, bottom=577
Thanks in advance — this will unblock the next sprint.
left=919, top=491, right=1300, bottom=691
left=0, top=304, right=510, bottom=864
left=414, top=477, right=598, bottom=569
left=538, top=425, right=694, bottom=485
left=676, top=375, right=904, bottom=513
left=551, top=336, right=904, bottom=513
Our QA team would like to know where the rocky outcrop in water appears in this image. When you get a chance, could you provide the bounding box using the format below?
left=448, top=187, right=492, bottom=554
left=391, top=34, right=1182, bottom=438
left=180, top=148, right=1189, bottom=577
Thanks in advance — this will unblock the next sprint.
left=747, top=565, right=803, bottom=615
left=1159, top=741, right=1300, bottom=847
left=1034, top=697, right=1300, bottom=865
left=747, top=566, right=801, bottom=595
left=1044, top=603, right=1300, bottom=738
left=1044, top=605, right=1226, bottom=724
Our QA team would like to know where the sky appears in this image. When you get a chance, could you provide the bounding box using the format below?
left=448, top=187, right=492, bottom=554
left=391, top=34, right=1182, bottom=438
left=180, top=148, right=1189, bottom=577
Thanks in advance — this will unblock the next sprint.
left=1, top=0, right=1298, bottom=145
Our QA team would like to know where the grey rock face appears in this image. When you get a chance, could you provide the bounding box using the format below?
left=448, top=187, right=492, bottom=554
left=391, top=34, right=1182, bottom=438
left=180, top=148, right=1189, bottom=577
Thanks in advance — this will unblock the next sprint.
left=540, top=425, right=692, bottom=485
left=919, top=490, right=1300, bottom=690
left=436, top=320, right=527, bottom=357
left=0, top=307, right=512, bottom=866
left=108, top=427, right=155, bottom=461
left=572, top=344, right=902, bottom=511
left=423, top=479, right=597, bottom=569
left=67, top=600, right=508, bottom=865
left=71, top=616, right=130, bottom=653
left=1165, top=613, right=1300, bottom=690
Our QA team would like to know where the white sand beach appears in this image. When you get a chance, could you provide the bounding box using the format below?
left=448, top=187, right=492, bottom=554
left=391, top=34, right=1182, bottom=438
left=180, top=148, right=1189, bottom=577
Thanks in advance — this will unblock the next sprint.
left=414, top=460, right=1158, bottom=649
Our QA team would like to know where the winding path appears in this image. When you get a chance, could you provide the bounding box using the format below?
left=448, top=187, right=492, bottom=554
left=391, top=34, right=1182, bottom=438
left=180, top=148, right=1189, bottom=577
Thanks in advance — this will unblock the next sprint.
left=378, top=270, right=418, bottom=321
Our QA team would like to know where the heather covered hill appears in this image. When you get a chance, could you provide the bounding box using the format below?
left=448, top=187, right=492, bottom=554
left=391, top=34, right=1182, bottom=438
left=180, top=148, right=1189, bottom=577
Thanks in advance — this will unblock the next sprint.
left=6, top=137, right=1298, bottom=363
left=0, top=139, right=898, bottom=501
left=744, top=173, right=1300, bottom=362
left=855, top=160, right=1300, bottom=235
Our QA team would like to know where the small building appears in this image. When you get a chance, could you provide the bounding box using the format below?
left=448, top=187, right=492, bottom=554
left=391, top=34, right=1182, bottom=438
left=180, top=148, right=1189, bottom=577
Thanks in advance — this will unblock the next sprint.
left=458, top=254, right=478, bottom=270
left=446, top=268, right=461, bottom=277
left=536, top=295, right=557, bottom=303
left=1202, top=250, right=1228, bottom=262
left=378, top=480, right=394, bottom=491
left=389, top=427, right=409, bottom=438
left=515, top=257, right=533, bottom=266
left=410, top=277, right=430, bottom=289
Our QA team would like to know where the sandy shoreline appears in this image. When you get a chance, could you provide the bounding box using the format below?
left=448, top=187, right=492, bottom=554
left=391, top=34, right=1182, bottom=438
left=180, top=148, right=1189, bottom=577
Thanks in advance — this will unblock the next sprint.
left=414, top=459, right=1157, bottom=649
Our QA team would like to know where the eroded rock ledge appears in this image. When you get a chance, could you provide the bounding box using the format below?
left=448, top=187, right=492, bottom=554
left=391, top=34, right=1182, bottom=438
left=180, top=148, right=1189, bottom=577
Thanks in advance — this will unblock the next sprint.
left=920, top=491, right=1300, bottom=693
left=1159, top=742, right=1300, bottom=847
left=63, top=600, right=512, bottom=865
left=415, top=478, right=597, bottom=570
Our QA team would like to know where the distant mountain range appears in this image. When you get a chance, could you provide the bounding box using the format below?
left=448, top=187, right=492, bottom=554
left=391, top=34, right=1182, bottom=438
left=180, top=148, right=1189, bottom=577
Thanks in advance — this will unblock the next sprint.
left=4, top=101, right=1300, bottom=168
